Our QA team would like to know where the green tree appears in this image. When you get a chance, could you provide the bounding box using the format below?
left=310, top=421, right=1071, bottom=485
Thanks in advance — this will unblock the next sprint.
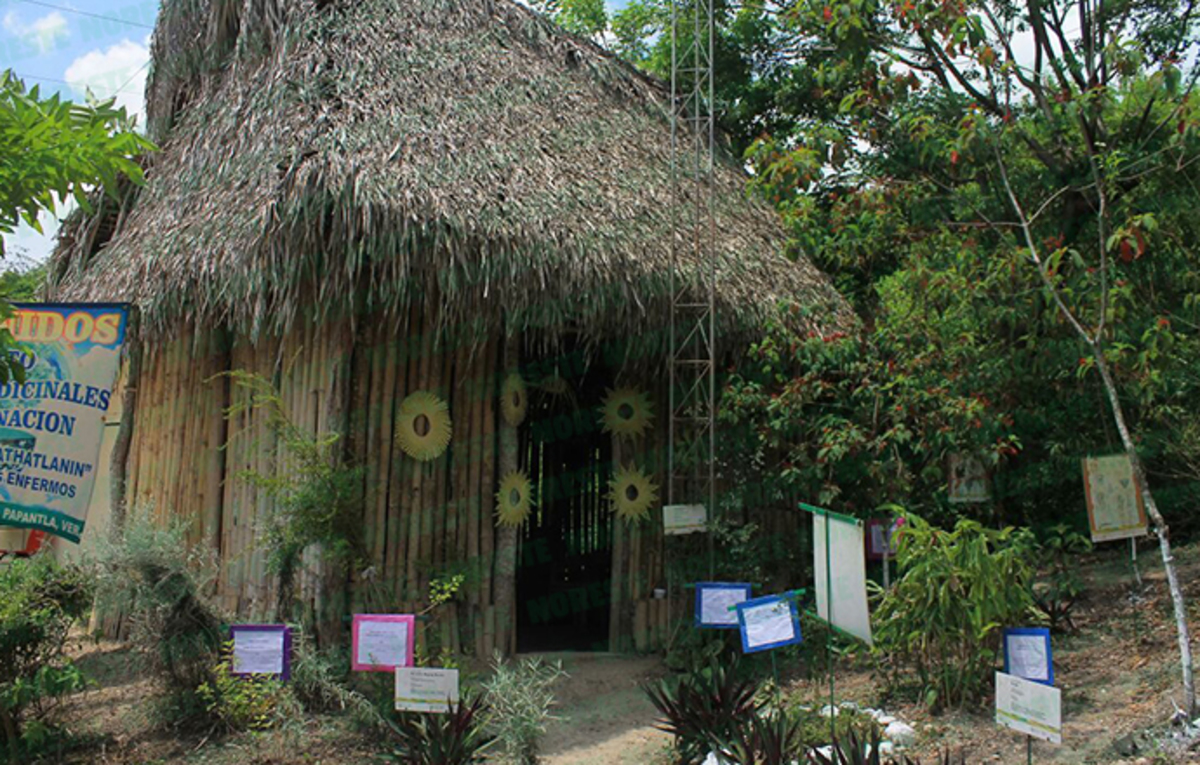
left=601, top=0, right=1200, bottom=716
left=0, top=70, right=153, bottom=380
left=737, top=0, right=1200, bottom=712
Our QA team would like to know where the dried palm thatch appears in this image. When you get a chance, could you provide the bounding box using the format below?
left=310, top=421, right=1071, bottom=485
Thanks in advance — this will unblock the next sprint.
left=49, top=0, right=853, bottom=345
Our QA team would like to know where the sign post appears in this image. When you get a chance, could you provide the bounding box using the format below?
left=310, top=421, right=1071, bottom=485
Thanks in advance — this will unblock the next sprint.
left=0, top=304, right=128, bottom=543
left=352, top=614, right=416, bottom=672
left=995, top=671, right=1062, bottom=751
left=395, top=667, right=460, bottom=713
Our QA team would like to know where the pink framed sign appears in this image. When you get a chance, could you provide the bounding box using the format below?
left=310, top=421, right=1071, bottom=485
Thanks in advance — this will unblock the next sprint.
left=352, top=614, right=416, bottom=672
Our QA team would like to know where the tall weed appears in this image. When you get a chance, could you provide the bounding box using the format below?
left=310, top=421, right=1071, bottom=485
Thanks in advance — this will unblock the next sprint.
left=482, top=653, right=566, bottom=765
left=89, top=514, right=224, bottom=723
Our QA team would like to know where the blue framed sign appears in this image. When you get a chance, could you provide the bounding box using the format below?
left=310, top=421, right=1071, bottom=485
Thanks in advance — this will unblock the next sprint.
left=695, top=582, right=753, bottom=629
left=736, top=594, right=802, bottom=653
left=1002, top=627, right=1053, bottom=686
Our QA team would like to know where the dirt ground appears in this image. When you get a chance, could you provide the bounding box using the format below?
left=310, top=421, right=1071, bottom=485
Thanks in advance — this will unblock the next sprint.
left=41, top=542, right=1200, bottom=764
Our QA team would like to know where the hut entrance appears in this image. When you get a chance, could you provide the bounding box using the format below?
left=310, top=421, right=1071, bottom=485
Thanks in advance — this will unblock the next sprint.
left=517, top=353, right=613, bottom=652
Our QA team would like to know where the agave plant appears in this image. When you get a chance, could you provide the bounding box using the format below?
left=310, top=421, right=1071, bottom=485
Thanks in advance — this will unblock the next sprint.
left=712, top=707, right=807, bottom=765
left=385, top=693, right=495, bottom=765
left=643, top=658, right=762, bottom=764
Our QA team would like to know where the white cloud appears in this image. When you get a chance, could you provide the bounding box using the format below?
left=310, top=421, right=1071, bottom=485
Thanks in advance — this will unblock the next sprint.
left=63, top=39, right=149, bottom=119
left=3, top=10, right=70, bottom=54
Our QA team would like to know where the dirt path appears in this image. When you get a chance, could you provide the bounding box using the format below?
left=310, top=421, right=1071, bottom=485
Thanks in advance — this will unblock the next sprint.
left=538, top=653, right=670, bottom=765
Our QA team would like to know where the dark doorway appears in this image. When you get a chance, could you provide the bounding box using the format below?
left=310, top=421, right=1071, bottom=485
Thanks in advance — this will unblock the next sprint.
left=517, top=350, right=613, bottom=652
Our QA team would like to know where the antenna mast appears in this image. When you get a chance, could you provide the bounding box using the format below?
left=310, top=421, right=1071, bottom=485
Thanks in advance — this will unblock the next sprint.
left=668, top=0, right=717, bottom=572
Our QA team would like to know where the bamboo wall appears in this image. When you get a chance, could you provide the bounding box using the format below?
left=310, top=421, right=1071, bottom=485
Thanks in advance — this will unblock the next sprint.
left=115, top=310, right=670, bottom=655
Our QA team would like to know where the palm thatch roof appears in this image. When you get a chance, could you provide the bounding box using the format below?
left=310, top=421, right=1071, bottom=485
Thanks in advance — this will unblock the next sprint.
left=48, top=0, right=852, bottom=345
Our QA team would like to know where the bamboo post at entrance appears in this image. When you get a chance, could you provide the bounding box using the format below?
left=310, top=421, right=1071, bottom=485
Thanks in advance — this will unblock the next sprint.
left=493, top=331, right=519, bottom=656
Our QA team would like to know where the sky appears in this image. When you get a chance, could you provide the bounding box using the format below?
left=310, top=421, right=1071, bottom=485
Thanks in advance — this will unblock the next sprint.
left=2, top=0, right=154, bottom=266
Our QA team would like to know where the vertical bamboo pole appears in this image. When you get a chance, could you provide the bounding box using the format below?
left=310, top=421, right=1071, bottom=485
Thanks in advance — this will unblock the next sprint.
left=494, top=331, right=519, bottom=656
left=176, top=329, right=202, bottom=542
left=479, top=338, right=498, bottom=654
left=202, top=329, right=230, bottom=554
left=124, top=351, right=145, bottom=520
left=389, top=306, right=416, bottom=600
left=432, top=336, right=452, bottom=574
left=450, top=339, right=470, bottom=571
left=381, top=323, right=403, bottom=588
left=363, top=323, right=385, bottom=569
left=108, top=309, right=140, bottom=539
left=609, top=434, right=627, bottom=652
left=466, top=340, right=485, bottom=656
left=406, top=299, right=434, bottom=603
left=347, top=321, right=373, bottom=612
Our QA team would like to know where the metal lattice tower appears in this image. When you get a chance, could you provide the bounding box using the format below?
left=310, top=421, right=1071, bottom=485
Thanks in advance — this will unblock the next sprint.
left=668, top=0, right=717, bottom=554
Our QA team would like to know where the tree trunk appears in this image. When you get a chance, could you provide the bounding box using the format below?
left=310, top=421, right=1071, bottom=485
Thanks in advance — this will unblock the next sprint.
left=493, top=331, right=519, bottom=655
left=1093, top=345, right=1195, bottom=715
left=1, top=705, right=19, bottom=765
left=109, top=320, right=142, bottom=542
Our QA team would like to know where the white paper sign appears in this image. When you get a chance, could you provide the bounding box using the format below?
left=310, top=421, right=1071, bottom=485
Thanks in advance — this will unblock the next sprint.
left=741, top=599, right=796, bottom=650
left=995, top=672, right=1062, bottom=744
left=1083, top=455, right=1147, bottom=542
left=395, top=668, right=460, bottom=713
left=232, top=630, right=285, bottom=675
left=356, top=620, right=410, bottom=668
left=948, top=454, right=991, bottom=504
left=664, top=504, right=707, bottom=535
left=699, top=586, right=748, bottom=627
left=814, top=513, right=873, bottom=646
left=1007, top=635, right=1049, bottom=683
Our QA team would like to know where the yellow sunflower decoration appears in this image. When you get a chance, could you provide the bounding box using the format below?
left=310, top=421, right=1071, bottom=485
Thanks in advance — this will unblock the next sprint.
left=501, top=372, right=528, bottom=427
left=609, top=464, right=659, bottom=524
left=601, top=387, right=654, bottom=439
left=496, top=470, right=534, bottom=527
left=539, top=373, right=571, bottom=397
left=394, top=391, right=452, bottom=461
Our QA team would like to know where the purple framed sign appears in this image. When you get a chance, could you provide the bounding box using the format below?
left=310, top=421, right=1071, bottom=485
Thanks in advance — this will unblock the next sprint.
left=230, top=624, right=292, bottom=680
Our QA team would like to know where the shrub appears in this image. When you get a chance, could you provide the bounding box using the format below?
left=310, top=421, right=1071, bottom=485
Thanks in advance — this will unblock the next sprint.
left=0, top=555, right=92, bottom=764
left=482, top=652, right=566, bottom=765
left=644, top=658, right=761, bottom=764
left=89, top=515, right=224, bottom=722
left=873, top=513, right=1041, bottom=711
left=196, top=641, right=298, bottom=732
left=1032, top=524, right=1093, bottom=633
left=385, top=693, right=495, bottom=765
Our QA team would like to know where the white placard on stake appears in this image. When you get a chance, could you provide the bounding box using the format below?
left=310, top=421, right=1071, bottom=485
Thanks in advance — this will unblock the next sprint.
left=814, top=512, right=873, bottom=646
left=695, top=582, right=752, bottom=628
left=395, top=667, right=460, bottom=713
left=664, top=504, right=707, bottom=535
left=352, top=615, right=415, bottom=672
left=230, top=626, right=290, bottom=678
left=1003, top=628, right=1053, bottom=685
left=1083, top=455, right=1148, bottom=543
left=736, top=595, right=802, bottom=653
left=948, top=454, right=991, bottom=504
left=995, top=671, right=1062, bottom=744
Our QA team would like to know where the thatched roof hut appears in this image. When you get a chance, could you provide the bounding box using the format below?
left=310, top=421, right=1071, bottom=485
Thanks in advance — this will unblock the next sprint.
left=50, top=0, right=850, bottom=654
